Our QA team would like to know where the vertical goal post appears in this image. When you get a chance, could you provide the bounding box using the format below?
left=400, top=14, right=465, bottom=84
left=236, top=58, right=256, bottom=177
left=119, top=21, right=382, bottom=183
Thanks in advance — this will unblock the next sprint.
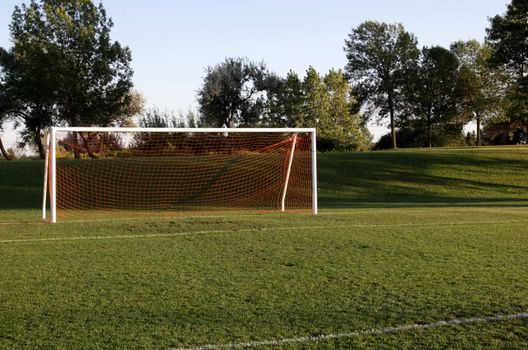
left=43, top=127, right=318, bottom=223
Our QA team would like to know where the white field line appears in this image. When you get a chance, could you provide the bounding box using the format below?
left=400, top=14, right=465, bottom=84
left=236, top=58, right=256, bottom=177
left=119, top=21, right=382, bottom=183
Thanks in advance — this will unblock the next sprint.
left=172, top=312, right=528, bottom=350
left=1, top=219, right=528, bottom=244
left=0, top=229, right=233, bottom=243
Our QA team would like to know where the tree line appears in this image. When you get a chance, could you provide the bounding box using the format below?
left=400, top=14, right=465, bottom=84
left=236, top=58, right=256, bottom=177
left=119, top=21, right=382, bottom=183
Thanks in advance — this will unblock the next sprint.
left=0, top=0, right=526, bottom=159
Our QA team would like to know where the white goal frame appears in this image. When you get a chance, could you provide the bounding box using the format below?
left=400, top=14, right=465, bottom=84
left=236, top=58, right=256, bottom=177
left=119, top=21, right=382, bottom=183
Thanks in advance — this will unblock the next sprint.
left=43, top=127, right=318, bottom=223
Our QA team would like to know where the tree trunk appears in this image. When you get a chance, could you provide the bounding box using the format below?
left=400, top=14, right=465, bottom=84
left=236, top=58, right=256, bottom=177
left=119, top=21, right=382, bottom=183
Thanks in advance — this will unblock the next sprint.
left=33, top=123, right=45, bottom=160
left=428, top=125, right=432, bottom=148
left=72, top=132, right=81, bottom=159
left=388, top=95, right=397, bottom=149
left=35, top=135, right=45, bottom=160
left=427, top=112, right=432, bottom=148
left=70, top=114, right=81, bottom=159
left=0, top=136, right=12, bottom=161
left=476, top=114, right=481, bottom=146
left=79, top=132, right=98, bottom=159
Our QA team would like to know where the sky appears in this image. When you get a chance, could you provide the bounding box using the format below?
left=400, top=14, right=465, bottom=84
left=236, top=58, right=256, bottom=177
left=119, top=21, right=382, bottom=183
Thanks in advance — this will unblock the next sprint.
left=0, top=0, right=511, bottom=150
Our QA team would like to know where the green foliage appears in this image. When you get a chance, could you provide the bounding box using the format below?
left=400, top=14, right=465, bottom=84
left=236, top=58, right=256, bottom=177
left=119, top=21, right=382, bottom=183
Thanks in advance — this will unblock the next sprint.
left=344, top=21, right=419, bottom=149
left=374, top=125, right=465, bottom=150
left=487, top=0, right=528, bottom=83
left=270, top=70, right=304, bottom=127
left=451, top=40, right=506, bottom=145
left=321, top=69, right=371, bottom=151
left=197, top=57, right=269, bottom=127
left=482, top=119, right=528, bottom=145
left=465, top=131, right=478, bottom=146
left=486, top=0, right=528, bottom=134
left=295, top=67, right=371, bottom=151
left=196, top=60, right=371, bottom=151
left=0, top=0, right=134, bottom=158
left=137, top=108, right=188, bottom=128
left=402, top=46, right=463, bottom=147
left=0, top=31, right=58, bottom=158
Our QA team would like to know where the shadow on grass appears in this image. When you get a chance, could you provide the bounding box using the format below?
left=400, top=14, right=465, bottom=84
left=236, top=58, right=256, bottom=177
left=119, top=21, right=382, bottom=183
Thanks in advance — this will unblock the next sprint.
left=0, top=160, right=43, bottom=209
left=320, top=197, right=528, bottom=209
left=318, top=151, right=528, bottom=209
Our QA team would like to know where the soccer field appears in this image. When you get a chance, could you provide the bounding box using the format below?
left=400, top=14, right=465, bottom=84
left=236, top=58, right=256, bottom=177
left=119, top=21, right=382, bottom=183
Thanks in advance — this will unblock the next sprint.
left=1, top=147, right=528, bottom=349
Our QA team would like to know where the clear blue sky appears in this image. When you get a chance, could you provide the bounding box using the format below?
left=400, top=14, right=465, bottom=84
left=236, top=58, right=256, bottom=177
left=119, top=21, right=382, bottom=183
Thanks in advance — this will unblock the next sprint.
left=0, top=0, right=510, bottom=148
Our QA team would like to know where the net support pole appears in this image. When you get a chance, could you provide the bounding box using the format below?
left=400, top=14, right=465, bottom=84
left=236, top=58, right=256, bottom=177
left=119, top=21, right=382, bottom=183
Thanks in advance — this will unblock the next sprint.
left=42, top=132, right=51, bottom=221
left=311, top=129, right=318, bottom=215
left=50, top=127, right=57, bottom=223
left=281, top=133, right=298, bottom=212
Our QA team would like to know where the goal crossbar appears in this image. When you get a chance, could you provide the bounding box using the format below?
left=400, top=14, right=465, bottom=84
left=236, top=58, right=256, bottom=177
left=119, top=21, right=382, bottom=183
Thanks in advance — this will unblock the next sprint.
left=43, top=127, right=318, bottom=223
left=51, top=127, right=317, bottom=133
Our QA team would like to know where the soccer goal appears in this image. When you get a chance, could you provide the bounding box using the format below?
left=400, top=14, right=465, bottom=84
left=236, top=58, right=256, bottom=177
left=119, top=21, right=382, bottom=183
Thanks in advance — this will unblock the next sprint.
left=42, top=127, right=317, bottom=223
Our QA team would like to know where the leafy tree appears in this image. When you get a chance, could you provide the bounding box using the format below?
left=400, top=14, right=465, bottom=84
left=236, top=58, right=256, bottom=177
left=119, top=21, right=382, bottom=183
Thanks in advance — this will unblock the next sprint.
left=487, top=0, right=528, bottom=83
left=302, top=67, right=330, bottom=129
left=197, top=57, right=268, bottom=127
left=258, top=72, right=286, bottom=127
left=403, top=46, right=462, bottom=148
left=4, top=0, right=134, bottom=158
left=197, top=59, right=370, bottom=150
left=0, top=43, right=58, bottom=159
left=138, top=108, right=189, bottom=128
left=278, top=71, right=304, bottom=127
left=374, top=126, right=466, bottom=150
left=451, top=40, right=505, bottom=146
left=119, top=91, right=145, bottom=127
left=283, top=67, right=370, bottom=151
left=486, top=0, right=528, bottom=140
left=323, top=69, right=370, bottom=150
left=344, top=21, right=419, bottom=148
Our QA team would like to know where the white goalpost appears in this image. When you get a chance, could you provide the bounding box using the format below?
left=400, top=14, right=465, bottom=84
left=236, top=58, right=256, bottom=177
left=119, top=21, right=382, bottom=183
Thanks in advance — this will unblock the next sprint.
left=43, top=127, right=317, bottom=223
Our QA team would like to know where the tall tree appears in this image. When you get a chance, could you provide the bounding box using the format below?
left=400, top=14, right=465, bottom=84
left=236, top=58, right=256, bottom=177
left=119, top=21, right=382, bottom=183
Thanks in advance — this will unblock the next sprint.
left=404, top=46, right=461, bottom=148
left=196, top=60, right=370, bottom=150
left=451, top=40, right=505, bottom=146
left=323, top=69, right=370, bottom=150
left=4, top=0, right=134, bottom=158
left=299, top=67, right=370, bottom=151
left=302, top=67, right=330, bottom=130
left=486, top=0, right=528, bottom=137
left=258, top=72, right=287, bottom=127
left=487, top=0, right=528, bottom=83
left=197, top=57, right=267, bottom=127
left=344, top=21, right=419, bottom=149
left=0, top=43, right=57, bottom=159
left=261, top=70, right=304, bottom=128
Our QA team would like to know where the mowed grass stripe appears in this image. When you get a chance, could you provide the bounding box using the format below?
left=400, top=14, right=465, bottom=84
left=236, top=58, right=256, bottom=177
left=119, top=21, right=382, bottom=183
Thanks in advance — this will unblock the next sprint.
left=2, top=219, right=528, bottom=244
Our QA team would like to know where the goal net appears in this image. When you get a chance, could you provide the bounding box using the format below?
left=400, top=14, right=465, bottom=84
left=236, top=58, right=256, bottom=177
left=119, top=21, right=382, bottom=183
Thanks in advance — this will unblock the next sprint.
left=43, top=127, right=317, bottom=222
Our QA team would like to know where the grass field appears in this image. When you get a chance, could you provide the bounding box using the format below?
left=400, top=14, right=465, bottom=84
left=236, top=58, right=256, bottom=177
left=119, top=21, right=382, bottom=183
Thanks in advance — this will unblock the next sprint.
left=1, top=146, right=528, bottom=349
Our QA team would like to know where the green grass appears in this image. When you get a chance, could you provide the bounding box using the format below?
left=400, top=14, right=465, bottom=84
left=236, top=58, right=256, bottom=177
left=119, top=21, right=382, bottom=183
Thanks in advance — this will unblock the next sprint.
left=1, top=146, right=528, bottom=349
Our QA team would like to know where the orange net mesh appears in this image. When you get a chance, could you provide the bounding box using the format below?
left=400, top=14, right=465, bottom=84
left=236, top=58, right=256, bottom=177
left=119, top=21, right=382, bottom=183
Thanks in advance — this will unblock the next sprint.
left=50, top=131, right=313, bottom=219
